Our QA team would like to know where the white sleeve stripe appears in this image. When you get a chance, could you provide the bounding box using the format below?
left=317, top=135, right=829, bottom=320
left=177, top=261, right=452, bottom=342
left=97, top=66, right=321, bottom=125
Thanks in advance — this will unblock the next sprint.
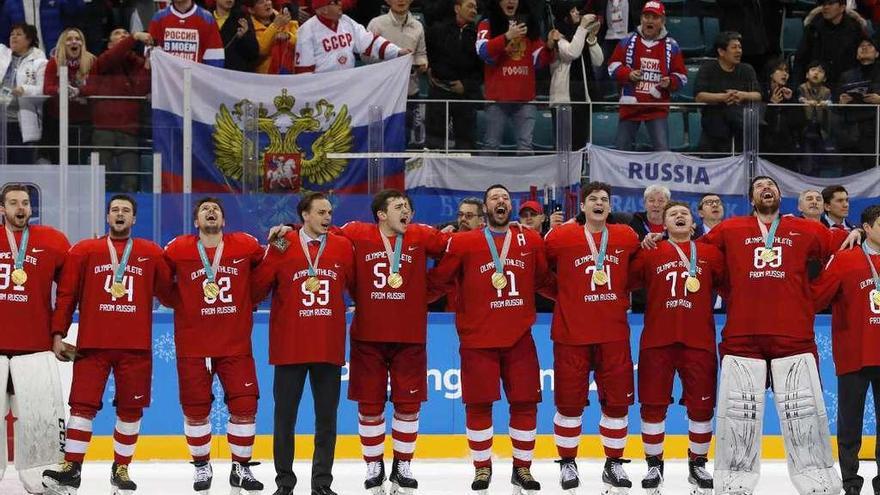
left=203, top=48, right=224, bottom=60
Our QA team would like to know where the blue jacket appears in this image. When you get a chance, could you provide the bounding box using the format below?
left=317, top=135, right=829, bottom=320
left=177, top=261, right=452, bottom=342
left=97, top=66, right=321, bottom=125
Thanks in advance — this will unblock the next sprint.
left=0, top=0, right=84, bottom=55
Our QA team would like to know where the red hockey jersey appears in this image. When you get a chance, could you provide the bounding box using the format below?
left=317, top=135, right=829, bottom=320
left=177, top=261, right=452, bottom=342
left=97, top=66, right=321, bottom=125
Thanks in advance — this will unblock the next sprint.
left=149, top=4, right=225, bottom=66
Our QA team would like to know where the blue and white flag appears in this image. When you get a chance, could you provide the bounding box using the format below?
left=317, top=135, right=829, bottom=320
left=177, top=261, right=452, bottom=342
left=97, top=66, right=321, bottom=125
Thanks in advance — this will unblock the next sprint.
left=151, top=50, right=411, bottom=193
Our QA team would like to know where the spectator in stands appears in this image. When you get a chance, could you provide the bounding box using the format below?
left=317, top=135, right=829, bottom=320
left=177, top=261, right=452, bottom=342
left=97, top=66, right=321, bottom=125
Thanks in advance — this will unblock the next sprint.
left=761, top=59, right=802, bottom=170
left=149, top=0, right=225, bottom=67
left=304, top=0, right=357, bottom=24
left=608, top=1, right=686, bottom=151
left=835, top=36, right=880, bottom=172
left=798, top=61, right=833, bottom=175
left=549, top=3, right=603, bottom=151
left=797, top=188, right=824, bottom=221
left=694, top=31, right=761, bottom=153
left=425, top=0, right=483, bottom=150
left=0, top=0, right=84, bottom=56
left=718, top=0, right=779, bottom=76
left=518, top=200, right=563, bottom=235
left=212, top=0, right=259, bottom=72
left=0, top=23, right=47, bottom=164
left=252, top=0, right=298, bottom=74
left=695, top=192, right=723, bottom=236
left=629, top=184, right=669, bottom=239
left=42, top=27, right=95, bottom=165
left=821, top=184, right=856, bottom=230
left=476, top=0, right=558, bottom=153
left=368, top=0, right=429, bottom=146
left=295, top=0, right=409, bottom=74
left=81, top=28, right=151, bottom=192
left=595, top=0, right=647, bottom=100
left=794, top=0, right=867, bottom=90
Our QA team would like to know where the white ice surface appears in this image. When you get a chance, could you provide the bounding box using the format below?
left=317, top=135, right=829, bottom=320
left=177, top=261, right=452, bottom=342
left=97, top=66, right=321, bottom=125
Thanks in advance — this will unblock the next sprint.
left=1, top=459, right=875, bottom=494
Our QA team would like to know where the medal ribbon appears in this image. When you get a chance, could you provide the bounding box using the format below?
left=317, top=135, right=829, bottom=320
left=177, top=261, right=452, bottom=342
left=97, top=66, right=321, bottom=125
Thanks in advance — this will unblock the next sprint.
left=380, top=230, right=404, bottom=274
left=861, top=242, right=880, bottom=292
left=5, top=224, right=29, bottom=270
left=299, top=231, right=327, bottom=277
left=757, top=216, right=781, bottom=252
left=107, top=236, right=133, bottom=284
left=197, top=238, right=225, bottom=283
left=483, top=227, right=512, bottom=275
left=669, top=240, right=697, bottom=277
left=584, top=226, right=609, bottom=272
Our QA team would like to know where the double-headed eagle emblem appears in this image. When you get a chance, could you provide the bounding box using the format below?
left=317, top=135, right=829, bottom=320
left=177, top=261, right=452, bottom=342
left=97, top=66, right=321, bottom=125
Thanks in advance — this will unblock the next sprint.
left=212, top=89, right=353, bottom=189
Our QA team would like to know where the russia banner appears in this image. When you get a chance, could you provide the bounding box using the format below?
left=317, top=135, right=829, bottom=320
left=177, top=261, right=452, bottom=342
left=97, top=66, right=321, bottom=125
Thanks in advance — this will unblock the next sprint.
left=151, top=51, right=411, bottom=193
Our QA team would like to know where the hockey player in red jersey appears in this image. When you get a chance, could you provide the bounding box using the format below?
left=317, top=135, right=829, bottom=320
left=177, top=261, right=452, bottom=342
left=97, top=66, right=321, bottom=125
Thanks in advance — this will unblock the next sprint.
left=629, top=201, right=724, bottom=494
left=543, top=182, right=640, bottom=493
left=148, top=0, right=225, bottom=66
left=429, top=184, right=554, bottom=494
left=0, top=184, right=70, bottom=493
left=163, top=197, right=265, bottom=494
left=43, top=195, right=173, bottom=495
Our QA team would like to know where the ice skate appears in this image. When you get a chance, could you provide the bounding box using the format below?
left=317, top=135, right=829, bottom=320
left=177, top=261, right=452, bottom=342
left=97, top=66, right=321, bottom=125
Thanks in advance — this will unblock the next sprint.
left=511, top=465, right=540, bottom=494
left=111, top=462, right=137, bottom=495
left=191, top=461, right=212, bottom=494
left=42, top=461, right=82, bottom=495
left=601, top=458, right=632, bottom=494
left=229, top=461, right=263, bottom=494
left=555, top=458, right=579, bottom=493
left=688, top=457, right=713, bottom=495
left=641, top=456, right=663, bottom=494
left=470, top=466, right=492, bottom=493
left=364, top=460, right=386, bottom=494
left=389, top=459, right=417, bottom=494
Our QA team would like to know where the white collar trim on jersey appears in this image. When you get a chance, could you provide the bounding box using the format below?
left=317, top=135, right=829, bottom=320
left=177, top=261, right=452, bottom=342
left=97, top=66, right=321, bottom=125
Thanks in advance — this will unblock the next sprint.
left=865, top=241, right=880, bottom=256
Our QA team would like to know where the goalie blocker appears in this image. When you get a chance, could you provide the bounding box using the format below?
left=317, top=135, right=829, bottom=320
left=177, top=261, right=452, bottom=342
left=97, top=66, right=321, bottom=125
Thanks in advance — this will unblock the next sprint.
left=714, top=353, right=841, bottom=495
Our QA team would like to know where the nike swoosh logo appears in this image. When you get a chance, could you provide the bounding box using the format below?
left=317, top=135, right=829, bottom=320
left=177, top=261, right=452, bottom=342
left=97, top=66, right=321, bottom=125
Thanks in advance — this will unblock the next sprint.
left=409, top=389, right=419, bottom=394
left=615, top=249, right=624, bottom=254
left=134, top=395, right=144, bottom=400
left=408, top=246, right=418, bottom=252
left=789, top=232, right=801, bottom=236
left=520, top=252, right=532, bottom=257
left=627, top=392, right=634, bottom=397
left=245, top=382, right=254, bottom=387
left=334, top=263, right=341, bottom=268
left=701, top=396, right=711, bottom=401
left=32, top=248, right=44, bottom=253
left=233, top=258, right=246, bottom=264
left=137, top=257, right=150, bottom=262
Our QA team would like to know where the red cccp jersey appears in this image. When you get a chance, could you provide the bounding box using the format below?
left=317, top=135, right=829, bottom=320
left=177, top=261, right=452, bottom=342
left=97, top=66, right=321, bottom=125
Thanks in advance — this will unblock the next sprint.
left=341, top=221, right=448, bottom=344
left=164, top=232, right=263, bottom=358
left=811, top=248, right=880, bottom=375
left=428, top=225, right=553, bottom=349
left=0, top=225, right=70, bottom=352
left=252, top=231, right=354, bottom=366
left=52, top=237, right=172, bottom=350
left=630, top=240, right=725, bottom=352
left=700, top=215, right=846, bottom=340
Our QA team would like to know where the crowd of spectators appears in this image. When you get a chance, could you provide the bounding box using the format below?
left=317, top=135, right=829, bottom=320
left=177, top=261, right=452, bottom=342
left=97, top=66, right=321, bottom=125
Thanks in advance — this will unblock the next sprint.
left=1, top=0, right=880, bottom=192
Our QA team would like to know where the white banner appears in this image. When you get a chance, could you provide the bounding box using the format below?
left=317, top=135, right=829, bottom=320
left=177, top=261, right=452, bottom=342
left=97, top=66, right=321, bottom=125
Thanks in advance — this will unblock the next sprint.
left=405, top=153, right=581, bottom=193
left=757, top=159, right=880, bottom=197
left=588, top=145, right=748, bottom=195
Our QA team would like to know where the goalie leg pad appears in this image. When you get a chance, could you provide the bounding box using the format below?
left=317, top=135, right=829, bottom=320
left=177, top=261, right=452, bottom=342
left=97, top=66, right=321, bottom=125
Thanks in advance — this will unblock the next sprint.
left=10, top=351, right=65, bottom=471
left=714, top=354, right=766, bottom=495
left=770, top=353, right=842, bottom=495
left=0, top=355, right=8, bottom=481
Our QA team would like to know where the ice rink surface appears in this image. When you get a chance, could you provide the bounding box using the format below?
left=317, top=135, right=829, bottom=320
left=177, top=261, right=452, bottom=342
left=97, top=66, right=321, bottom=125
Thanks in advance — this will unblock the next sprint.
left=2, top=459, right=877, bottom=494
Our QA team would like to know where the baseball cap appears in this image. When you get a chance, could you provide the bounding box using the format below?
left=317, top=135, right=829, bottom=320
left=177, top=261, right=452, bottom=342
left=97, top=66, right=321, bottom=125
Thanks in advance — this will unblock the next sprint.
left=519, top=201, right=543, bottom=215
left=642, top=1, right=666, bottom=16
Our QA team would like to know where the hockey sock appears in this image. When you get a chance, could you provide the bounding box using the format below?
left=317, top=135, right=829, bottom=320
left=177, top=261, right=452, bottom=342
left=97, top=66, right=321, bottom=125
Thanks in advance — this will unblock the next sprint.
left=113, top=413, right=142, bottom=465
left=465, top=403, right=493, bottom=469
left=600, top=406, right=629, bottom=459
left=553, top=407, right=583, bottom=459
left=184, top=417, right=212, bottom=463
left=509, top=402, right=537, bottom=468
left=687, top=410, right=713, bottom=459
left=640, top=405, right=667, bottom=459
left=228, top=416, right=256, bottom=463
left=392, top=403, right=419, bottom=462
left=63, top=414, right=94, bottom=463
left=358, top=403, right=386, bottom=463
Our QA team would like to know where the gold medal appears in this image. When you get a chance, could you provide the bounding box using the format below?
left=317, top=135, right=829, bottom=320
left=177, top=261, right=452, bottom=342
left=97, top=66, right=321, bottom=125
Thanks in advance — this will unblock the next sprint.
left=305, top=276, right=321, bottom=293
left=761, top=248, right=776, bottom=263
left=872, top=290, right=880, bottom=306
left=685, top=276, right=701, bottom=293
left=10, top=268, right=27, bottom=286
left=592, top=268, right=608, bottom=286
left=388, top=272, right=403, bottom=289
left=110, top=281, right=127, bottom=298
left=491, top=272, right=507, bottom=290
left=204, top=281, right=220, bottom=299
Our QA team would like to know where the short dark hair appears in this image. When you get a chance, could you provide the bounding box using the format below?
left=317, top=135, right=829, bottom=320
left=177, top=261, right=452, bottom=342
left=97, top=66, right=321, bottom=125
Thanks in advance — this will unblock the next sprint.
left=9, top=23, right=38, bottom=48
left=297, top=192, right=328, bottom=222
left=663, top=200, right=692, bottom=220
left=749, top=175, right=779, bottom=197
left=715, top=31, right=742, bottom=54
left=861, top=204, right=880, bottom=227
left=806, top=60, right=826, bottom=72
left=698, top=193, right=721, bottom=209
left=371, top=189, right=407, bottom=222
left=192, top=196, right=225, bottom=222
left=580, top=181, right=612, bottom=203
left=821, top=185, right=847, bottom=204
left=1, top=183, right=29, bottom=205
left=483, top=184, right=510, bottom=203
left=107, top=194, right=137, bottom=215
left=458, top=197, right=484, bottom=211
